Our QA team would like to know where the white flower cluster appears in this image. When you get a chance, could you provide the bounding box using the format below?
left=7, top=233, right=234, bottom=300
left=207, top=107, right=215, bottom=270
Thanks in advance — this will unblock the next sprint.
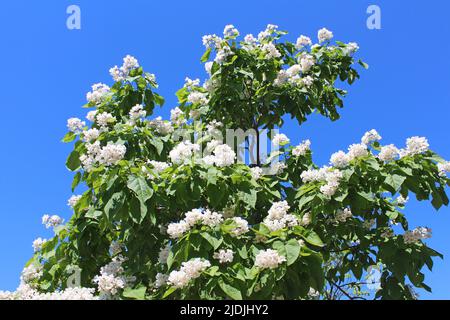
left=378, top=144, right=399, bottom=162
left=80, top=141, right=126, bottom=170
left=301, top=166, right=343, bottom=197
left=169, top=141, right=200, bottom=165
left=143, top=160, right=170, bottom=179
left=67, top=195, right=82, bottom=208
left=187, top=91, right=208, bottom=106
left=401, top=136, right=429, bottom=157
left=93, top=256, right=129, bottom=298
left=202, top=34, right=222, bottom=49
left=262, top=43, right=281, bottom=59
left=292, top=140, right=311, bottom=157
left=149, top=117, right=174, bottom=135
left=109, top=55, right=140, bottom=82
left=254, top=249, right=286, bottom=269
left=203, top=143, right=236, bottom=167
left=32, top=237, right=47, bottom=252
left=170, top=107, right=185, bottom=125
left=67, top=118, right=85, bottom=134
left=82, top=128, right=100, bottom=142
left=361, top=129, right=382, bottom=145
left=250, top=166, right=263, bottom=180
left=258, top=24, right=278, bottom=41
left=167, top=258, right=211, bottom=288
left=215, top=46, right=232, bottom=64
left=20, top=265, right=43, bottom=284
left=213, top=249, right=234, bottom=264
left=129, top=104, right=146, bottom=123
left=296, top=35, right=312, bottom=49
left=86, top=83, right=110, bottom=104
left=167, top=209, right=224, bottom=239
left=403, top=227, right=432, bottom=244
left=263, top=201, right=299, bottom=232
left=438, top=162, right=450, bottom=177
left=318, top=28, right=333, bottom=43
left=345, top=42, right=359, bottom=56
left=95, top=111, right=116, bottom=129
left=335, top=208, right=352, bottom=223
left=154, top=273, right=169, bottom=289
left=223, top=24, right=239, bottom=38
left=86, top=110, right=97, bottom=122
left=272, top=133, right=290, bottom=146
left=230, top=217, right=249, bottom=237
left=184, top=77, right=200, bottom=90
left=299, top=53, right=315, bottom=73
left=396, top=195, right=409, bottom=206
left=42, top=214, right=63, bottom=229
left=0, top=284, right=97, bottom=300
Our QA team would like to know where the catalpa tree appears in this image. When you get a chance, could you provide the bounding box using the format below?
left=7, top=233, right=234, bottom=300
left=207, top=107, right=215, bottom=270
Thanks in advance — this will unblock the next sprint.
left=2, top=24, right=449, bottom=300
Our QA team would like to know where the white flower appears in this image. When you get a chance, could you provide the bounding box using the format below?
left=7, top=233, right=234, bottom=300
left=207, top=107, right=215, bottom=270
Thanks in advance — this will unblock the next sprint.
left=167, top=258, right=211, bottom=288
left=230, top=217, right=249, bottom=237
left=396, top=195, right=409, bottom=206
left=262, top=43, right=281, bottom=59
left=86, top=110, right=97, bottom=122
left=295, top=35, right=312, bottom=49
left=96, top=112, right=116, bottom=129
left=378, top=144, right=399, bottom=162
left=213, top=249, right=234, bottom=264
left=32, top=238, right=47, bottom=252
left=361, top=129, right=382, bottom=145
left=345, top=42, right=359, bottom=56
left=67, top=195, right=82, bottom=208
left=438, top=162, right=450, bottom=177
left=202, top=34, right=222, bottom=49
left=21, top=265, right=43, bottom=284
left=98, top=143, right=126, bottom=166
left=267, top=201, right=290, bottom=220
left=187, top=91, right=208, bottom=105
left=273, top=133, right=290, bottom=146
left=67, top=118, right=85, bottom=134
left=250, top=167, right=263, bottom=180
left=347, top=143, right=369, bottom=160
left=299, top=53, right=315, bottom=73
left=147, top=160, right=170, bottom=175
left=318, top=28, right=333, bottom=43
left=201, top=209, right=224, bottom=227
left=264, top=201, right=298, bottom=232
left=270, top=162, right=287, bottom=174
left=254, top=249, right=286, bottom=269
left=184, top=77, right=200, bottom=90
left=223, top=24, right=239, bottom=37
left=129, top=104, right=146, bottom=121
left=292, top=140, right=311, bottom=157
left=330, top=151, right=349, bottom=168
left=167, top=270, right=190, bottom=289
left=402, top=136, right=429, bottom=156
left=184, top=209, right=204, bottom=227
left=167, top=220, right=190, bottom=239
left=215, top=46, right=233, bottom=64
left=154, top=273, right=168, bottom=288
left=335, top=208, right=352, bottom=223
left=42, top=214, right=64, bottom=229
left=169, top=141, right=200, bottom=165
left=109, top=55, right=139, bottom=82
left=82, top=128, right=100, bottom=142
left=86, top=83, right=110, bottom=104
left=302, top=76, right=314, bottom=87
left=170, top=107, right=185, bottom=125
left=300, top=212, right=311, bottom=226
left=93, top=256, right=130, bottom=298
left=205, top=62, right=213, bottom=75
left=212, top=144, right=236, bottom=167
left=404, top=227, right=432, bottom=244
left=149, top=117, right=174, bottom=135
left=301, top=166, right=343, bottom=197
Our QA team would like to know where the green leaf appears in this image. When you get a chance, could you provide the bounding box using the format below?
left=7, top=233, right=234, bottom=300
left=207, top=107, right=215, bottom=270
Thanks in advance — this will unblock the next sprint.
left=200, top=232, right=222, bottom=250
left=218, top=279, right=243, bottom=300
left=162, top=286, right=177, bottom=299
left=285, top=239, right=301, bottom=266
left=66, top=150, right=81, bottom=171
left=122, top=285, right=147, bottom=300
left=201, top=47, right=212, bottom=62
left=62, top=132, right=76, bottom=143
left=71, top=172, right=82, bottom=192
left=384, top=174, right=406, bottom=193
left=127, top=175, right=153, bottom=203
left=104, top=192, right=126, bottom=220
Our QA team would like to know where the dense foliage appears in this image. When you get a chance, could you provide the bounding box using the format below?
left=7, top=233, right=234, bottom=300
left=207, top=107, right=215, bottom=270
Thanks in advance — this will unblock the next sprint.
left=2, top=24, right=449, bottom=300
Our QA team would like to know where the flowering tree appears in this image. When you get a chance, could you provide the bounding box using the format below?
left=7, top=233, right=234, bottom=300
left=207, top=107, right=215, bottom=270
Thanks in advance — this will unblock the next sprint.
left=2, top=24, right=450, bottom=300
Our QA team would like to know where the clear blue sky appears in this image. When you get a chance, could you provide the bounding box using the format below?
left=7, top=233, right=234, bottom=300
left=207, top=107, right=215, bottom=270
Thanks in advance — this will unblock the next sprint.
left=0, top=1, right=449, bottom=299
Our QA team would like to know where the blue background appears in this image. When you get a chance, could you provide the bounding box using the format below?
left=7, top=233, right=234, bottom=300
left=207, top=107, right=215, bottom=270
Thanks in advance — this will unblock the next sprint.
left=0, top=1, right=449, bottom=299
